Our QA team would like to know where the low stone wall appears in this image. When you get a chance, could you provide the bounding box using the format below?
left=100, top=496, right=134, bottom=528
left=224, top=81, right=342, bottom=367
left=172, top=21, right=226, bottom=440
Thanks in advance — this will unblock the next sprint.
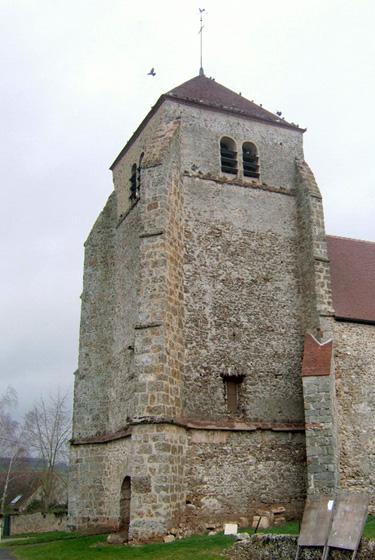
left=11, top=512, right=67, bottom=535
left=227, top=534, right=375, bottom=559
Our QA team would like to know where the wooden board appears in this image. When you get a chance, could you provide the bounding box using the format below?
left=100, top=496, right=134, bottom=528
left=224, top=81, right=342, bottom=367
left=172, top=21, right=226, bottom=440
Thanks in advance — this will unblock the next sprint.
left=327, top=493, right=369, bottom=551
left=298, top=495, right=335, bottom=547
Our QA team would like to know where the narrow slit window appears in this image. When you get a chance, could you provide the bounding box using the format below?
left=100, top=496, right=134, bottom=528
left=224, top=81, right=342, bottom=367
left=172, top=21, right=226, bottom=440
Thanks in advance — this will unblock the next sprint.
left=220, top=137, right=238, bottom=175
left=242, top=142, right=259, bottom=179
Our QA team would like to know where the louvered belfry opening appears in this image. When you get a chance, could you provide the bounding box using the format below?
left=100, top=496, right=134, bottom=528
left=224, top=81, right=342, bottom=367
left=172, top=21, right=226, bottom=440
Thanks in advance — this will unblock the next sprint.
left=137, top=152, right=144, bottom=197
left=220, top=137, right=238, bottom=175
left=129, top=163, right=137, bottom=201
left=129, top=153, right=144, bottom=202
left=242, top=142, right=260, bottom=179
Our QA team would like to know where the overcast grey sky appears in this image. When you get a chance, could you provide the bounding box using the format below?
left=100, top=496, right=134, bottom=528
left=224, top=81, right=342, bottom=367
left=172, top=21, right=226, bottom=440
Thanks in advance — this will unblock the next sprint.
left=1, top=0, right=374, bottom=418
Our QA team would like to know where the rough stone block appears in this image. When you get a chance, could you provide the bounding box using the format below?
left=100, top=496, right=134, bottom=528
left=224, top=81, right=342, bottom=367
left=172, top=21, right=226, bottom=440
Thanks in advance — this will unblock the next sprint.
left=163, top=534, right=176, bottom=543
left=273, top=516, right=287, bottom=525
left=270, top=506, right=286, bottom=514
left=252, top=516, right=270, bottom=529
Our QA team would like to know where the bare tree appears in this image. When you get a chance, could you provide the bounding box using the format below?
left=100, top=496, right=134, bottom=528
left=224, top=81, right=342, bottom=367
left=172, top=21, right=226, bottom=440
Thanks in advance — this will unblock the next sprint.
left=0, top=387, right=27, bottom=515
left=23, top=389, right=72, bottom=512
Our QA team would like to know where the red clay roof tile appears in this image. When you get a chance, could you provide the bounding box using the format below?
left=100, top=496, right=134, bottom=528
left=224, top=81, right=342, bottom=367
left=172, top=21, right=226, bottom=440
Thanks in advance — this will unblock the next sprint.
left=167, top=75, right=302, bottom=130
left=327, top=235, right=375, bottom=324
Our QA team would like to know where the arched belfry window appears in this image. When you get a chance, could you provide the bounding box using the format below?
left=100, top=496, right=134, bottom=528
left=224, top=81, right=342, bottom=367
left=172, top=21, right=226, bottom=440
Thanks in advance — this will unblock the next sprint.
left=129, top=163, right=137, bottom=201
left=129, top=153, right=144, bottom=202
left=242, top=142, right=260, bottom=180
left=220, top=137, right=238, bottom=175
left=137, top=152, right=144, bottom=192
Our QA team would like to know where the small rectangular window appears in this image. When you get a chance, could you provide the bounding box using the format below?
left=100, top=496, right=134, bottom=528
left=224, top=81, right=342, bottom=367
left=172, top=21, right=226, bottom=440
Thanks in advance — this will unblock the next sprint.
left=223, top=376, right=243, bottom=413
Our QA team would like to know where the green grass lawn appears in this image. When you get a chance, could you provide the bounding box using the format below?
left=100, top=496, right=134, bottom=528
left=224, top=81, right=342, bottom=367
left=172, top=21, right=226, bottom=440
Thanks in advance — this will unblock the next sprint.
left=2, top=517, right=375, bottom=560
left=2, top=532, right=236, bottom=560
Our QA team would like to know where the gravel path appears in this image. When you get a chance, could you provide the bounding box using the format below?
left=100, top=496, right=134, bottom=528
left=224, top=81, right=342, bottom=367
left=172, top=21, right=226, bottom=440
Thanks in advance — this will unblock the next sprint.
left=0, top=548, right=19, bottom=560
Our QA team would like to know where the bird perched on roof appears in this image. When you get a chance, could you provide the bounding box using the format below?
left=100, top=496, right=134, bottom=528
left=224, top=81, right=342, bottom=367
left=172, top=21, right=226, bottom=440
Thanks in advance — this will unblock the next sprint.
left=148, top=68, right=156, bottom=76
left=276, top=111, right=282, bottom=116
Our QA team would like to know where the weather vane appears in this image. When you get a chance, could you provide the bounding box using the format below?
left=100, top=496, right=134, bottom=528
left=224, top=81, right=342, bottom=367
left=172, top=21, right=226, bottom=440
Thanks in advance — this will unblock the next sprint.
left=198, top=8, right=206, bottom=76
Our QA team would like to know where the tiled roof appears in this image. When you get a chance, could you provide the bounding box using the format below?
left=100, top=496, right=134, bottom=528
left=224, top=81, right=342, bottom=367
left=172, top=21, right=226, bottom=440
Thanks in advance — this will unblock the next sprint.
left=110, top=74, right=304, bottom=168
left=327, top=235, right=375, bottom=324
left=0, top=472, right=42, bottom=509
left=166, top=75, right=302, bottom=131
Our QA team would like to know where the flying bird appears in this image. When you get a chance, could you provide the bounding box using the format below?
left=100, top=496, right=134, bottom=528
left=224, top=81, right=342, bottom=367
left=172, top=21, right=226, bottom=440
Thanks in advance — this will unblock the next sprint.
left=148, top=68, right=156, bottom=76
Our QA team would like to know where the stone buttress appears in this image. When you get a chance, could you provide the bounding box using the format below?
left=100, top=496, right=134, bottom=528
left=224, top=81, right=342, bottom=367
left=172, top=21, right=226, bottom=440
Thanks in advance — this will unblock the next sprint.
left=296, top=160, right=338, bottom=493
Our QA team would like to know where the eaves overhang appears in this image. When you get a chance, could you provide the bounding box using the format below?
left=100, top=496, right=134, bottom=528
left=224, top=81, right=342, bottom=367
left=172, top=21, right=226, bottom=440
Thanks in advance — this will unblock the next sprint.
left=110, top=92, right=306, bottom=171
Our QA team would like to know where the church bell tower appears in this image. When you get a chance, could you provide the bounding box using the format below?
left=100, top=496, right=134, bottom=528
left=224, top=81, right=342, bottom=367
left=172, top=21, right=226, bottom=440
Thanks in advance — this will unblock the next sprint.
left=68, top=74, right=337, bottom=541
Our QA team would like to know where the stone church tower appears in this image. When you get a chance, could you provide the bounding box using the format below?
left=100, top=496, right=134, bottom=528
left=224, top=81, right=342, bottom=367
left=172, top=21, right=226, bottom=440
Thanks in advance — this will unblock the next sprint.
left=68, top=74, right=372, bottom=541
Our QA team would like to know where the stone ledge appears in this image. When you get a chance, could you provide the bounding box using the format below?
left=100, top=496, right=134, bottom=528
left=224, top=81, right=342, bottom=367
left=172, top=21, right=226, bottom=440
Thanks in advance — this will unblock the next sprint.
left=71, top=418, right=305, bottom=446
left=184, top=419, right=305, bottom=432
left=70, top=428, right=132, bottom=445
left=183, top=172, right=296, bottom=197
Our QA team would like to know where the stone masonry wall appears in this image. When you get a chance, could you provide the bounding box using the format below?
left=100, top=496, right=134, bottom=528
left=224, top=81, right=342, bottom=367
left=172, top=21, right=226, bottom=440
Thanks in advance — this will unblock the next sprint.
left=302, top=372, right=339, bottom=493
left=68, top=438, right=132, bottom=532
left=334, top=321, right=375, bottom=510
left=182, top=175, right=305, bottom=424
left=166, top=100, right=305, bottom=190
left=173, top=104, right=309, bottom=525
left=129, top=424, right=187, bottom=540
left=175, top=104, right=307, bottom=426
left=183, top=429, right=306, bottom=530
left=69, top=425, right=188, bottom=539
left=11, top=512, right=67, bottom=535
